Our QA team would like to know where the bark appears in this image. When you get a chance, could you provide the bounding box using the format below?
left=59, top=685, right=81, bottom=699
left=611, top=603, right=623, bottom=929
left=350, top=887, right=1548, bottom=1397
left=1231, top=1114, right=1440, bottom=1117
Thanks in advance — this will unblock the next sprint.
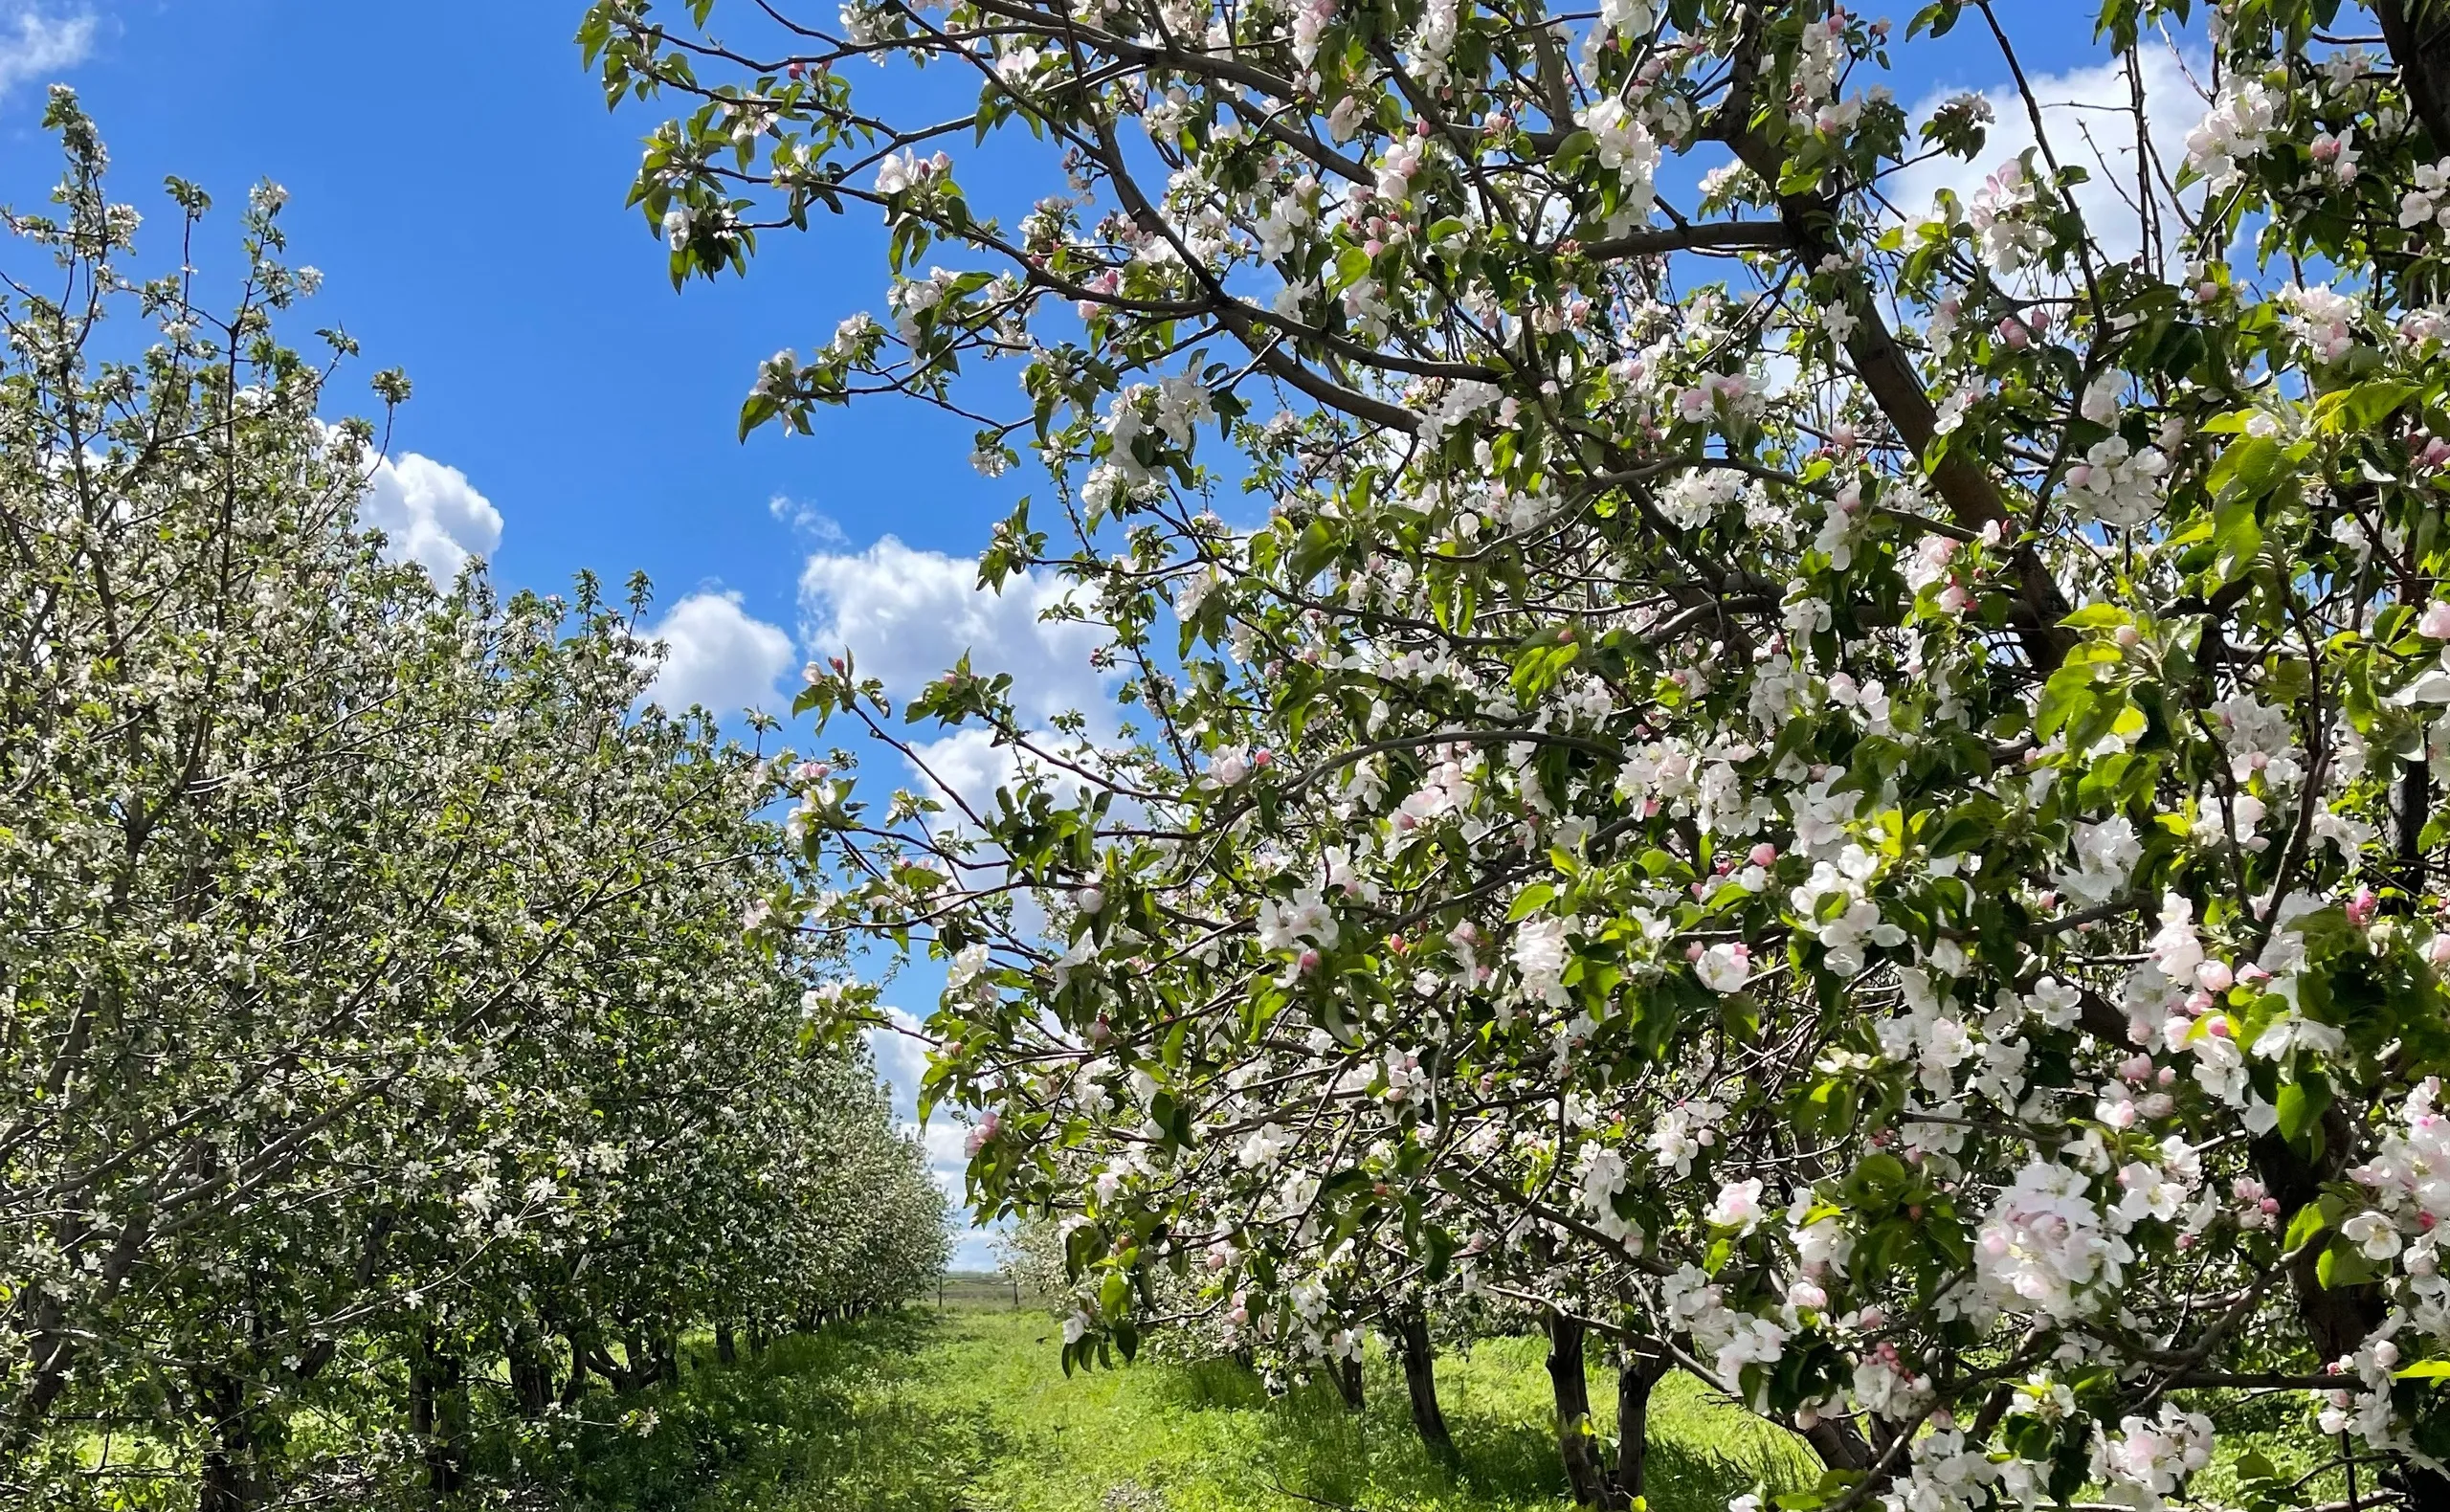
left=2380, top=1, right=2450, bottom=157
left=1802, top=1415, right=1876, bottom=1475
left=1615, top=1351, right=1673, bottom=1504
left=1545, top=1310, right=1609, bottom=1507
left=584, top=1340, right=637, bottom=1393
left=716, top=1321, right=737, bottom=1367
left=410, top=1336, right=467, bottom=1501
left=558, top=1338, right=591, bottom=1409
left=503, top=1313, right=554, bottom=1418
left=194, top=1367, right=258, bottom=1512
left=2399, top=758, right=2432, bottom=904
left=1394, top=1309, right=1456, bottom=1462
left=1333, top=1352, right=1365, bottom=1412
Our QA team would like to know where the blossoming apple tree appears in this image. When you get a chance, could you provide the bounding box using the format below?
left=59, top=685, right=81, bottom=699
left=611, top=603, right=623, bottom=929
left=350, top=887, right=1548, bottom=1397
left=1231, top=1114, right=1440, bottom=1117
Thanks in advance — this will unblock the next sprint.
left=0, top=95, right=947, bottom=1511
left=596, top=0, right=2450, bottom=1505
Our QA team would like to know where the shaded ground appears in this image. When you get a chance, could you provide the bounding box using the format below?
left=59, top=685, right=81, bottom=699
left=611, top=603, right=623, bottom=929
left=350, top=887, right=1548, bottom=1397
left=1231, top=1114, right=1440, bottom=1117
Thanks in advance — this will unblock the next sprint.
left=535, top=1307, right=1815, bottom=1512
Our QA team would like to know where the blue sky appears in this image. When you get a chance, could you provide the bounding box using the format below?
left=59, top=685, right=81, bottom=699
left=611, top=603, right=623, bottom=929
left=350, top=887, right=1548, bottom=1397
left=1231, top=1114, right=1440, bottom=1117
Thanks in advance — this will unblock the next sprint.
left=0, top=0, right=2170, bottom=1266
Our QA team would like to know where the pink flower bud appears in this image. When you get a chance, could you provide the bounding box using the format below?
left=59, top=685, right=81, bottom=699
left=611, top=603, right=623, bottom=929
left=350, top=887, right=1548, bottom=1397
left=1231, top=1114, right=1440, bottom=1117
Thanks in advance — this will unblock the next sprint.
left=2196, top=961, right=2234, bottom=993
left=2420, top=601, right=2450, bottom=639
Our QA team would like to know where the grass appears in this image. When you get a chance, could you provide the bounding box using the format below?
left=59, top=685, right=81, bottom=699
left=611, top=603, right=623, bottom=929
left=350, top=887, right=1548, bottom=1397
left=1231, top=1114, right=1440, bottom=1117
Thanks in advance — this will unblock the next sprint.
left=535, top=1304, right=1815, bottom=1512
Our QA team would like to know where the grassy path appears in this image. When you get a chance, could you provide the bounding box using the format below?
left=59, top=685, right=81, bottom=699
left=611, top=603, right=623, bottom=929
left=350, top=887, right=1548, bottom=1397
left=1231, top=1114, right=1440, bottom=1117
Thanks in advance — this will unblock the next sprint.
left=559, top=1308, right=1815, bottom=1512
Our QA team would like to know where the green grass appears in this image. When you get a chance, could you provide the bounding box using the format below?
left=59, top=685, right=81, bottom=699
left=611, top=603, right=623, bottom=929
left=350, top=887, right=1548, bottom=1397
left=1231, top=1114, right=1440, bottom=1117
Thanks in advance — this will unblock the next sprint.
left=534, top=1307, right=1813, bottom=1512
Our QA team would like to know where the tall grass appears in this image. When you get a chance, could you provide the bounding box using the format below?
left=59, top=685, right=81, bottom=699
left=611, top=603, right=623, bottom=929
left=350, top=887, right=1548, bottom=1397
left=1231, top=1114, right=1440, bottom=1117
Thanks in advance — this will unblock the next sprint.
left=500, top=1307, right=1814, bottom=1512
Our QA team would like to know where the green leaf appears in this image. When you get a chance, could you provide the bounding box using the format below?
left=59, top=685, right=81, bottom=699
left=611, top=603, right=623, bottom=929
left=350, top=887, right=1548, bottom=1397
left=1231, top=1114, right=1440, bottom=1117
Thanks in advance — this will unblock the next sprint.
left=2211, top=500, right=2263, bottom=584
left=2207, top=434, right=2285, bottom=503
left=2275, top=1073, right=2332, bottom=1146
left=1548, top=129, right=1595, bottom=173
left=1507, top=884, right=1556, bottom=922
left=2314, top=380, right=2417, bottom=434
left=2319, top=1239, right=2378, bottom=1290
left=2283, top=1199, right=2331, bottom=1253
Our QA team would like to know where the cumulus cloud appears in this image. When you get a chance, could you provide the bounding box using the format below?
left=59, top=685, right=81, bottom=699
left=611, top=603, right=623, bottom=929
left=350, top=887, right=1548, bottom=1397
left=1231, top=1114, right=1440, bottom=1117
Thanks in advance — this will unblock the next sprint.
left=643, top=590, right=794, bottom=717
left=872, top=1007, right=995, bottom=1265
left=0, top=6, right=95, bottom=99
left=799, top=535, right=1108, bottom=722
left=359, top=448, right=503, bottom=585
left=799, top=535, right=1119, bottom=812
left=1888, top=45, right=2207, bottom=269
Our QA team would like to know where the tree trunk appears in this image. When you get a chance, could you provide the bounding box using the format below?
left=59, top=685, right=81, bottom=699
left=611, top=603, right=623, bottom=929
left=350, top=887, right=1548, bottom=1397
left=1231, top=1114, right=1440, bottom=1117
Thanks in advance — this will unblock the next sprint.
left=1545, top=1310, right=1609, bottom=1507
left=558, top=1337, right=591, bottom=1409
left=1333, top=1351, right=1365, bottom=1412
left=1802, top=1415, right=1874, bottom=1474
left=716, top=1321, right=737, bottom=1366
left=1615, top=1351, right=1673, bottom=1505
left=2380, top=1, right=2450, bottom=157
left=410, top=1335, right=467, bottom=1501
left=504, top=1314, right=553, bottom=1418
left=195, top=1367, right=258, bottom=1512
left=1394, top=1309, right=1456, bottom=1462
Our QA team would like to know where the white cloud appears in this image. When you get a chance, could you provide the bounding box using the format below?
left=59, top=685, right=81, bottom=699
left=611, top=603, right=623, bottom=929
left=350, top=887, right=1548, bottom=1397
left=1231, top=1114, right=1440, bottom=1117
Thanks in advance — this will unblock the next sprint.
left=643, top=590, right=794, bottom=717
left=799, top=535, right=1119, bottom=811
left=871, top=1006, right=999, bottom=1268
left=799, top=535, right=1108, bottom=723
left=359, top=448, right=503, bottom=585
left=0, top=6, right=95, bottom=99
left=869, top=1007, right=936, bottom=1110
left=1889, top=45, right=2207, bottom=270
left=769, top=493, right=848, bottom=546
